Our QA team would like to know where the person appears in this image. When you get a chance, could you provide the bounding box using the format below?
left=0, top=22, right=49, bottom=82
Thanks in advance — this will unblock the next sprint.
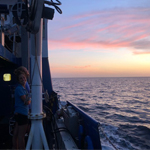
left=12, top=66, right=31, bottom=149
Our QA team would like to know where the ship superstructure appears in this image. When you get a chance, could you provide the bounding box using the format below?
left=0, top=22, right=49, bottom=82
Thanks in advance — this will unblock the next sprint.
left=0, top=1, right=102, bottom=149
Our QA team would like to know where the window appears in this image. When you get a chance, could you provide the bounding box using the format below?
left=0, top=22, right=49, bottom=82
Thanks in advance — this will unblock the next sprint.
left=3, top=73, right=11, bottom=81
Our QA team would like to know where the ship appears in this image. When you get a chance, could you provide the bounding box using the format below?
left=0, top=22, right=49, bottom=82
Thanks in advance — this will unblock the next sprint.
left=0, top=0, right=103, bottom=149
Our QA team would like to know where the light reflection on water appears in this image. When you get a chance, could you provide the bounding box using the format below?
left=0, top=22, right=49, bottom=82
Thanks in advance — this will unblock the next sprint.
left=52, top=77, right=150, bottom=150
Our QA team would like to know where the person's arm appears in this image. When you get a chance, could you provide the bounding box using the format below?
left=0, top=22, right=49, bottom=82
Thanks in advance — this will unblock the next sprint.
left=21, top=95, right=31, bottom=105
left=16, top=86, right=31, bottom=105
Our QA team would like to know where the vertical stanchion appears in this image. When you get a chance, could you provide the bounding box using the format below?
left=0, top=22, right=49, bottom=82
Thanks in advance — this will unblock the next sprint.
left=26, top=18, right=49, bottom=150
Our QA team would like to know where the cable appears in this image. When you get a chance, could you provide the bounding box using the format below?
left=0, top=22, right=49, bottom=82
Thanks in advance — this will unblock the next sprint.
left=5, top=34, right=19, bottom=44
left=50, top=115, right=59, bottom=149
left=44, top=0, right=62, bottom=14
left=43, top=104, right=59, bottom=149
left=43, top=105, right=54, bottom=120
left=4, top=43, right=13, bottom=52
left=30, top=34, right=45, bottom=93
left=50, top=0, right=62, bottom=5
left=99, top=124, right=119, bottom=150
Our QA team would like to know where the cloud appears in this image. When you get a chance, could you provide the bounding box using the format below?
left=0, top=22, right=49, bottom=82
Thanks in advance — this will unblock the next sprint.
left=48, top=7, right=150, bottom=54
left=74, top=65, right=91, bottom=69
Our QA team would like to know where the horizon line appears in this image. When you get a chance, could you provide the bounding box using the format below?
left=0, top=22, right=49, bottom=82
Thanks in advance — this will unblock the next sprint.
left=51, top=76, right=150, bottom=79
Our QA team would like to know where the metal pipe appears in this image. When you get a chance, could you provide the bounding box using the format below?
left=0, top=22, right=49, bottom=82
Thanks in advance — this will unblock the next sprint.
left=26, top=123, right=35, bottom=149
left=26, top=18, right=49, bottom=150
left=13, top=33, right=16, bottom=54
left=31, top=18, right=43, bottom=149
left=39, top=122, right=49, bottom=149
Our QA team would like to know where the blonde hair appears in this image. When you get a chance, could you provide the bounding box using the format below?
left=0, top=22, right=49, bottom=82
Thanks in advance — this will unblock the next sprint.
left=14, top=66, right=29, bottom=80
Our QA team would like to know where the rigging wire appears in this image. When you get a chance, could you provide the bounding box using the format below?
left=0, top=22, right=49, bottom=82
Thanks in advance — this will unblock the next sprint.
left=30, top=34, right=45, bottom=93
left=5, top=34, right=20, bottom=44
left=99, top=124, right=119, bottom=150
left=4, top=42, right=19, bottom=56
left=4, top=43, right=13, bottom=52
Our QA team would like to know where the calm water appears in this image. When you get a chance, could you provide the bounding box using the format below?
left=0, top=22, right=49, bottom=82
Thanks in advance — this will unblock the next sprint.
left=52, top=77, right=150, bottom=150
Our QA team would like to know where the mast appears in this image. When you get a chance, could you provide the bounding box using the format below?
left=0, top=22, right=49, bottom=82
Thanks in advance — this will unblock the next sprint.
left=26, top=18, right=49, bottom=149
left=26, top=0, right=57, bottom=149
left=26, top=0, right=49, bottom=149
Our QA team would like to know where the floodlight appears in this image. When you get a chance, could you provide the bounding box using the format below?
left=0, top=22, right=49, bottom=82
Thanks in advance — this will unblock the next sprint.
left=42, top=6, right=54, bottom=20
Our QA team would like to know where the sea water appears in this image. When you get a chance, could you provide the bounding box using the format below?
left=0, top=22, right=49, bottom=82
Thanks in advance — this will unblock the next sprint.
left=52, top=77, right=150, bottom=150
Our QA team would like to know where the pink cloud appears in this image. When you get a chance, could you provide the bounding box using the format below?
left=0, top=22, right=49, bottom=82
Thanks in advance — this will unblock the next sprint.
left=133, top=51, right=150, bottom=55
left=48, top=7, right=150, bottom=54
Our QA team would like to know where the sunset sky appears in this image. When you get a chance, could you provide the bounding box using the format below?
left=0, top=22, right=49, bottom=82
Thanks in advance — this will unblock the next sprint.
left=47, top=0, right=150, bottom=78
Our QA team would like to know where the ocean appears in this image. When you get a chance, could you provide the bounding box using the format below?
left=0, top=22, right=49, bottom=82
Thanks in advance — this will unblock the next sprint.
left=52, top=77, right=150, bottom=150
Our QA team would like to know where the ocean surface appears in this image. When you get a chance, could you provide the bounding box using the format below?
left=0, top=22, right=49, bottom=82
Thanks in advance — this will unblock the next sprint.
left=52, top=77, right=150, bottom=150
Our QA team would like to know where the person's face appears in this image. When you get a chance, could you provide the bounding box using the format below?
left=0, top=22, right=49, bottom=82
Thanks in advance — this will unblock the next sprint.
left=18, top=74, right=27, bottom=86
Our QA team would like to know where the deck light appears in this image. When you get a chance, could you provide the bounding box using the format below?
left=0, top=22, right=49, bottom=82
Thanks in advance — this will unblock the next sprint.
left=3, top=73, right=11, bottom=81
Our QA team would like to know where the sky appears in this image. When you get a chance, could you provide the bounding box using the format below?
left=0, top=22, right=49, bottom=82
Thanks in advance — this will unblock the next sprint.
left=47, top=0, right=150, bottom=78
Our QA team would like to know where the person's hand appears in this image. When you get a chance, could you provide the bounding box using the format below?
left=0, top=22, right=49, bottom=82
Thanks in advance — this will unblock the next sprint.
left=24, top=99, right=31, bottom=105
left=24, top=94, right=31, bottom=105
left=26, top=100, right=31, bottom=105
